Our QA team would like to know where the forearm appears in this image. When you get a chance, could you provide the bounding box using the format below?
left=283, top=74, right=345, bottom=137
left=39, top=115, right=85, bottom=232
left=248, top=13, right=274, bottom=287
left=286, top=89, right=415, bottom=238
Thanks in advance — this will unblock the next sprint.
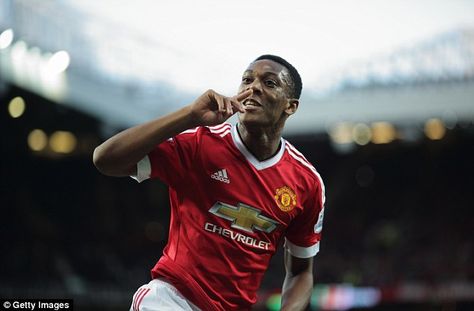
left=93, top=89, right=250, bottom=176
left=93, top=105, right=195, bottom=176
left=281, top=271, right=313, bottom=311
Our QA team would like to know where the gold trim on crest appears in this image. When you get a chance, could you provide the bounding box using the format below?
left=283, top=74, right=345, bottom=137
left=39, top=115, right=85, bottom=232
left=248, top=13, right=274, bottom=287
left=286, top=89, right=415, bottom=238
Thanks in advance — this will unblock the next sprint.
left=275, top=186, right=297, bottom=212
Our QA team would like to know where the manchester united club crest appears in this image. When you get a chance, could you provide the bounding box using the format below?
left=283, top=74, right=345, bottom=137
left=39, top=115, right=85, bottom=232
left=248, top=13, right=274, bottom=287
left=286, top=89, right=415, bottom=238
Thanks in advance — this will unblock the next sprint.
left=274, top=186, right=297, bottom=212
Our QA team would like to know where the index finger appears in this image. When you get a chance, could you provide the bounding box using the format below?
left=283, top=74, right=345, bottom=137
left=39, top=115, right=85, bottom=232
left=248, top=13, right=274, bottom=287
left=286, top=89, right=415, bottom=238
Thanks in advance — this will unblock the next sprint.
left=233, top=89, right=252, bottom=102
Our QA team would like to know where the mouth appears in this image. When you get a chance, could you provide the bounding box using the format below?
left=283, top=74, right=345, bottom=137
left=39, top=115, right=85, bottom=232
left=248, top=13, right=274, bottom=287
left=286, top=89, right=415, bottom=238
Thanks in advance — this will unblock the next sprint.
left=243, top=98, right=262, bottom=108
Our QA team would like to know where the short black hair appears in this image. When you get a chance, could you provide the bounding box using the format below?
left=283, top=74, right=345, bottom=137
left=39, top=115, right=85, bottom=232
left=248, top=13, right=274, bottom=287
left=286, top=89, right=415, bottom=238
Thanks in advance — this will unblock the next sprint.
left=254, top=54, right=302, bottom=99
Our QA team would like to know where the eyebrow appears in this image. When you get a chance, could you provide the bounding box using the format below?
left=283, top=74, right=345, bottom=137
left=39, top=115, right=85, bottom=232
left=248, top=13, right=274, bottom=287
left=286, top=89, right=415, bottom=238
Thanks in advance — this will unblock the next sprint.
left=242, top=70, right=280, bottom=78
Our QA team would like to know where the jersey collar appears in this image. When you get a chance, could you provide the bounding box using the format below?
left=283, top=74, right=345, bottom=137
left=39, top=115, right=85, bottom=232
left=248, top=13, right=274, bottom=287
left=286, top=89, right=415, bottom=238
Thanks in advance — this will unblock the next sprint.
left=231, top=124, right=286, bottom=170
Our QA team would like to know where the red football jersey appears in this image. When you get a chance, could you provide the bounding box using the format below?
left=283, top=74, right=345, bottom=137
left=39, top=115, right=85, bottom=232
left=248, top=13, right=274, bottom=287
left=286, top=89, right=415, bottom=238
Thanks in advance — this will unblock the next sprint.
left=134, top=123, right=326, bottom=311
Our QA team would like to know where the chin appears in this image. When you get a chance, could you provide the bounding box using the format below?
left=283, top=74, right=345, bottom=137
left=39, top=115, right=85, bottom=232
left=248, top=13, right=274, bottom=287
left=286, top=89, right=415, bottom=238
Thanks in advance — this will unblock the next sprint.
left=238, top=113, right=270, bottom=127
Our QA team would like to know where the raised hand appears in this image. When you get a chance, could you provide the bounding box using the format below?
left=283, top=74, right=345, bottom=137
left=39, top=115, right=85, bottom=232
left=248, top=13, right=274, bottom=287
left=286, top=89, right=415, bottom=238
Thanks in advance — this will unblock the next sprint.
left=189, top=89, right=252, bottom=126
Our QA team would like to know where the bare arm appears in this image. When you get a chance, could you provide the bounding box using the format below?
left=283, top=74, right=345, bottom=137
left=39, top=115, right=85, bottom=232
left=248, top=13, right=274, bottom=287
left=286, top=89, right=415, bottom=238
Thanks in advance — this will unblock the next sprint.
left=281, top=248, right=314, bottom=311
left=92, top=89, right=251, bottom=177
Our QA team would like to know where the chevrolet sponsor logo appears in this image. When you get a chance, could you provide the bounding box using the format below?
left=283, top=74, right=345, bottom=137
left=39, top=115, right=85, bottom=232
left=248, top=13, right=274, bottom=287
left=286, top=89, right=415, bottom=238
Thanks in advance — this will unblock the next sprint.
left=204, top=222, right=271, bottom=250
left=209, top=202, right=279, bottom=233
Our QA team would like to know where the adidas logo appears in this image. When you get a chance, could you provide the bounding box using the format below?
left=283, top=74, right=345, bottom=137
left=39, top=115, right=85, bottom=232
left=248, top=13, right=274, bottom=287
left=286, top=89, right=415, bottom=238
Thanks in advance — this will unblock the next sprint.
left=211, top=169, right=230, bottom=184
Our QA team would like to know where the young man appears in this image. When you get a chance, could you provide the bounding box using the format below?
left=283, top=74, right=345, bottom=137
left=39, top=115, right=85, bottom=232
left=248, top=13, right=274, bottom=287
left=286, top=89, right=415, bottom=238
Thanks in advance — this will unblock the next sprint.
left=93, top=55, right=326, bottom=311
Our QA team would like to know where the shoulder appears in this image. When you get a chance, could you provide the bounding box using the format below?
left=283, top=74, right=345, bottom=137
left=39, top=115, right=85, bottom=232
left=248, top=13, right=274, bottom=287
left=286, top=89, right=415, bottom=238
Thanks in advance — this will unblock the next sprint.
left=174, top=123, right=232, bottom=140
left=204, top=123, right=233, bottom=137
left=284, top=140, right=325, bottom=194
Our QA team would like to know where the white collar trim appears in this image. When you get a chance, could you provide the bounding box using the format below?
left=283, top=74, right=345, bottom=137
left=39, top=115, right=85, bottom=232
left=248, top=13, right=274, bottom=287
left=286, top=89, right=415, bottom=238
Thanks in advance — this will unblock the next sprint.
left=231, top=124, right=285, bottom=170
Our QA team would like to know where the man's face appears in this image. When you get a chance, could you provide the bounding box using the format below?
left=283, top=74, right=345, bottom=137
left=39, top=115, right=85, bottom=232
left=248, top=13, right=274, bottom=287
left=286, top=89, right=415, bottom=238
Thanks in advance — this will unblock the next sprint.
left=237, top=60, right=297, bottom=127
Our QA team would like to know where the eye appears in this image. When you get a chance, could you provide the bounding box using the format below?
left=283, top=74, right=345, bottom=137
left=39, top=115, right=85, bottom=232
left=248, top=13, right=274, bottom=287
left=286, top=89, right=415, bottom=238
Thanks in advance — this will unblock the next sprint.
left=265, top=79, right=277, bottom=88
left=242, top=77, right=252, bottom=84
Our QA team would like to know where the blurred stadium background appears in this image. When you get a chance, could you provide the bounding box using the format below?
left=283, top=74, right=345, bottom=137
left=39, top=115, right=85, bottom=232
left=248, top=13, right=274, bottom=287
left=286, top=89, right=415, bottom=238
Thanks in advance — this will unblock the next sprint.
left=1, top=1, right=473, bottom=310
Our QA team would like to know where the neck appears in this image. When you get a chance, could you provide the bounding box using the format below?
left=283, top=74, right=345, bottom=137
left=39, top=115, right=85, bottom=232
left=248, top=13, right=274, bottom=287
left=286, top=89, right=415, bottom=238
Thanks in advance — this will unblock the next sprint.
left=237, top=123, right=283, bottom=161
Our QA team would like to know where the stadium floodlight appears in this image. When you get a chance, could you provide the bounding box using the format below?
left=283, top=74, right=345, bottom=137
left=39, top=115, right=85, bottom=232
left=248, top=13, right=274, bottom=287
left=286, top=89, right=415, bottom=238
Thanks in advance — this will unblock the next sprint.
left=28, top=129, right=48, bottom=151
left=424, top=118, right=446, bottom=140
left=0, top=28, right=14, bottom=49
left=47, top=50, right=70, bottom=74
left=8, top=96, right=26, bottom=118
left=49, top=131, right=77, bottom=153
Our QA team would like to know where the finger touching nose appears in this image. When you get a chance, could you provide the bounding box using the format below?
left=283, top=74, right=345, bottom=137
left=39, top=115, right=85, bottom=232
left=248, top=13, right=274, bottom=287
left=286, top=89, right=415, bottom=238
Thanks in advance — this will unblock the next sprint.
left=235, top=89, right=252, bottom=101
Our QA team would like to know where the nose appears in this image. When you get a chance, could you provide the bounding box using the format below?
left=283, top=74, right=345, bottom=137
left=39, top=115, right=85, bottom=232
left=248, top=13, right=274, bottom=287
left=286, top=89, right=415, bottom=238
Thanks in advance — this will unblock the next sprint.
left=247, top=79, right=263, bottom=94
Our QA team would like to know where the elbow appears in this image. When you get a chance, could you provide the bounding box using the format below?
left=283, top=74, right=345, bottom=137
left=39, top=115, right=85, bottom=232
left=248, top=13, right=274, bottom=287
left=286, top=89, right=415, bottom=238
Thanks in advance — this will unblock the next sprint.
left=92, top=144, right=135, bottom=177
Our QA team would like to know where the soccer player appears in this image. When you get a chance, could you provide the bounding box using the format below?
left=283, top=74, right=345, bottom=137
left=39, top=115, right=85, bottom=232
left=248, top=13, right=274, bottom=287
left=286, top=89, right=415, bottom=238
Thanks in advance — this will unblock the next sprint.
left=93, top=55, right=326, bottom=311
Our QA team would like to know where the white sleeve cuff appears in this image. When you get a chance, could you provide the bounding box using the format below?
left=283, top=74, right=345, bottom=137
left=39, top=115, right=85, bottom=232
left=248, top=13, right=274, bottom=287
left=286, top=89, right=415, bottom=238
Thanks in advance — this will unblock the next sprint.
left=130, top=156, right=151, bottom=183
left=284, top=238, right=320, bottom=258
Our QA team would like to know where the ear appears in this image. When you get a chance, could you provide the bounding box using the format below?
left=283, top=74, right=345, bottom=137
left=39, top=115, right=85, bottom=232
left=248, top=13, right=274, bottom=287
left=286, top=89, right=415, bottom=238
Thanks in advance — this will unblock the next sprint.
left=285, top=99, right=299, bottom=116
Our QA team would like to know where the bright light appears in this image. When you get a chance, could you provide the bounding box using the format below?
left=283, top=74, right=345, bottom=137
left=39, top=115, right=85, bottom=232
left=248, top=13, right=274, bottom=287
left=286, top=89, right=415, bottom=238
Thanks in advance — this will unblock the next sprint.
left=442, top=110, right=458, bottom=129
left=265, top=293, right=281, bottom=311
left=47, top=50, right=70, bottom=74
left=371, top=122, right=396, bottom=144
left=329, top=122, right=353, bottom=144
left=312, top=284, right=381, bottom=310
left=352, top=123, right=372, bottom=145
left=11, top=41, right=27, bottom=62
left=49, top=131, right=77, bottom=153
left=424, top=118, right=446, bottom=140
left=28, top=129, right=48, bottom=151
left=8, top=97, right=26, bottom=118
left=0, top=29, right=14, bottom=49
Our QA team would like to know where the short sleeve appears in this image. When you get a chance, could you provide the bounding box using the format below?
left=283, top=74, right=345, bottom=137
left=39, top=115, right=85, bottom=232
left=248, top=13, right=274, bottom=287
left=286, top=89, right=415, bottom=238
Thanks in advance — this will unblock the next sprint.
left=285, top=177, right=326, bottom=258
left=132, top=127, right=200, bottom=187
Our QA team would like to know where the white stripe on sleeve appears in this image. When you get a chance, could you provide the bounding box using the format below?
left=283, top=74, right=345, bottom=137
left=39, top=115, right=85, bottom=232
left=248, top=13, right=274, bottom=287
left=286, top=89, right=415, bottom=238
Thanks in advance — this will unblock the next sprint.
left=284, top=238, right=320, bottom=258
left=130, top=155, right=152, bottom=183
